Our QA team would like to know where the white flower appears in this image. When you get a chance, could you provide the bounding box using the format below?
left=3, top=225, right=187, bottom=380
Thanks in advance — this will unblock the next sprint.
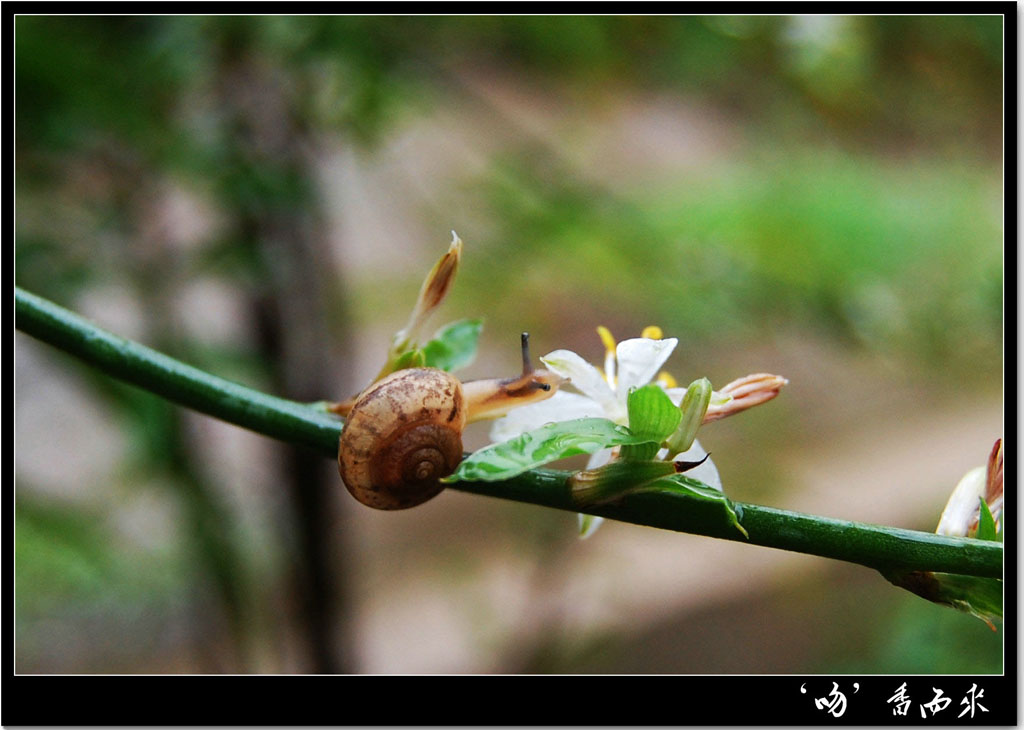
left=489, top=327, right=723, bottom=537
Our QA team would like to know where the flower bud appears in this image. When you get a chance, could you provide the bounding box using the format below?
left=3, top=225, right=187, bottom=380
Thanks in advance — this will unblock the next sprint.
left=395, top=232, right=463, bottom=350
left=665, top=377, right=712, bottom=454
left=936, top=438, right=1003, bottom=538
left=977, top=438, right=1003, bottom=534
left=373, top=233, right=463, bottom=381
left=887, top=438, right=1005, bottom=631
left=935, top=466, right=987, bottom=537
left=703, top=373, right=788, bottom=423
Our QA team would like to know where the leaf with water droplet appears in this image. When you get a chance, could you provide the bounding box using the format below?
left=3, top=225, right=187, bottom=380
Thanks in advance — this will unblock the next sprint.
left=445, top=417, right=657, bottom=483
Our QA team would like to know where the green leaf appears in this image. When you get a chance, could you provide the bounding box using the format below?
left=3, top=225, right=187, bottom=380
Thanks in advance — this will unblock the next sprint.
left=888, top=569, right=1004, bottom=630
left=445, top=417, right=656, bottom=482
left=621, top=384, right=681, bottom=462
left=975, top=497, right=999, bottom=541
left=394, top=348, right=426, bottom=370
left=647, top=474, right=749, bottom=538
left=933, top=573, right=1003, bottom=626
left=422, top=318, right=483, bottom=372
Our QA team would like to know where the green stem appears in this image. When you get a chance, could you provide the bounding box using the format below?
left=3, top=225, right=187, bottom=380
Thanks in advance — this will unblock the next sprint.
left=16, top=286, right=1002, bottom=579
left=15, top=287, right=340, bottom=455
left=454, top=473, right=1001, bottom=578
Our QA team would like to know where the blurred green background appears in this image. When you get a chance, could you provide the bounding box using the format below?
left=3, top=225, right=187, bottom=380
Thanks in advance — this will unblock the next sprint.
left=15, top=15, right=1004, bottom=674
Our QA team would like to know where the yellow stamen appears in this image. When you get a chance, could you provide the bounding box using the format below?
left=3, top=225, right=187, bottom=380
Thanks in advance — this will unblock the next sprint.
left=657, top=371, right=678, bottom=388
left=596, top=325, right=617, bottom=385
left=641, top=325, right=663, bottom=340
left=596, top=325, right=617, bottom=354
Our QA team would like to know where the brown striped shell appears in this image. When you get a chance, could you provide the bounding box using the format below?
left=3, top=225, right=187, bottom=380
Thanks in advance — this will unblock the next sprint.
left=338, top=368, right=466, bottom=510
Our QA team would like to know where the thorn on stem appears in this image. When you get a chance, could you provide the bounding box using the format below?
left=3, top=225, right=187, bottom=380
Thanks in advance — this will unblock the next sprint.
left=674, top=453, right=711, bottom=472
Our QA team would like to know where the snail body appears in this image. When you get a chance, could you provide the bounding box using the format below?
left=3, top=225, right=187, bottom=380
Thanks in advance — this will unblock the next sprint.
left=338, top=335, right=564, bottom=510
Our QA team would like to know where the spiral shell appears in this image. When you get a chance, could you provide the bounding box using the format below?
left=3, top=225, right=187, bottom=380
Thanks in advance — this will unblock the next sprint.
left=338, top=368, right=466, bottom=510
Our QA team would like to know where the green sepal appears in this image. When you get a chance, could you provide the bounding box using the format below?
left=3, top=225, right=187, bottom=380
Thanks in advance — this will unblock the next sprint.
left=647, top=474, right=749, bottom=539
left=975, top=498, right=1000, bottom=542
left=445, top=417, right=657, bottom=483
left=571, top=464, right=747, bottom=539
left=885, top=569, right=1003, bottom=630
left=578, top=513, right=602, bottom=539
left=570, top=460, right=677, bottom=505
left=422, top=318, right=483, bottom=372
left=621, top=384, right=682, bottom=462
left=933, top=573, right=1003, bottom=626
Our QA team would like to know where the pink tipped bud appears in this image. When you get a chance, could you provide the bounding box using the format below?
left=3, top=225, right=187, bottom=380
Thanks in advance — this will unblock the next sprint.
left=703, top=373, right=788, bottom=423
left=394, top=232, right=463, bottom=350
left=971, top=439, right=1003, bottom=535
left=416, top=232, right=463, bottom=316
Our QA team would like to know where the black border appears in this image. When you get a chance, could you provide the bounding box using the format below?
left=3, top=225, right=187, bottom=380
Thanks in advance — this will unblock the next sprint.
left=7, top=6, right=1017, bottom=727
left=5, top=674, right=1018, bottom=724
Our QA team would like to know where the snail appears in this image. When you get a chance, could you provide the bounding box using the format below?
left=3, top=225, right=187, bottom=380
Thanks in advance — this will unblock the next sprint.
left=337, top=333, right=564, bottom=510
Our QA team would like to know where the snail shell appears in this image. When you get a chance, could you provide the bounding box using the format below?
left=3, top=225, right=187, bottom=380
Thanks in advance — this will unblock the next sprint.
left=338, top=367, right=466, bottom=510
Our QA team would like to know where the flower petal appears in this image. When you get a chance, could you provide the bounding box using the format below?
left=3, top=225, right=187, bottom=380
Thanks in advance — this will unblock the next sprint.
left=585, top=448, right=615, bottom=469
left=664, top=387, right=686, bottom=405
left=615, top=337, right=678, bottom=397
left=487, top=391, right=606, bottom=444
left=541, top=349, right=623, bottom=421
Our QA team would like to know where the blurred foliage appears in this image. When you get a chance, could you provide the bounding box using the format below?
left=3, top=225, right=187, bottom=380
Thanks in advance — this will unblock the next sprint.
left=15, top=491, right=173, bottom=615
left=15, top=488, right=192, bottom=673
left=873, top=599, right=1003, bottom=674
left=468, top=148, right=1001, bottom=379
left=16, top=14, right=1004, bottom=674
left=17, top=15, right=1003, bottom=162
left=823, top=586, right=1003, bottom=674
